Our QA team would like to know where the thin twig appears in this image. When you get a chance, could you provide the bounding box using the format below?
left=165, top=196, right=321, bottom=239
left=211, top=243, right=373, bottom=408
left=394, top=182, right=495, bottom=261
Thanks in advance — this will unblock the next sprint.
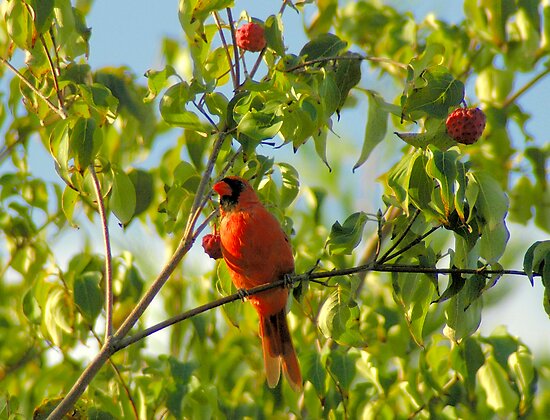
left=226, top=8, right=240, bottom=88
left=213, top=12, right=237, bottom=90
left=248, top=47, right=267, bottom=80
left=89, top=165, right=113, bottom=339
left=39, top=33, right=65, bottom=113
left=0, top=57, right=67, bottom=120
left=192, top=100, right=218, bottom=131
left=377, top=209, right=421, bottom=263
left=502, top=66, right=550, bottom=108
left=383, top=225, right=441, bottom=263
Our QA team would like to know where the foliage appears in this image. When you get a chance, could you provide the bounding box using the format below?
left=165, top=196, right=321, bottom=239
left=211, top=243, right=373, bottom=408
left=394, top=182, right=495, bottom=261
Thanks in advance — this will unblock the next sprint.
left=1, top=0, right=550, bottom=418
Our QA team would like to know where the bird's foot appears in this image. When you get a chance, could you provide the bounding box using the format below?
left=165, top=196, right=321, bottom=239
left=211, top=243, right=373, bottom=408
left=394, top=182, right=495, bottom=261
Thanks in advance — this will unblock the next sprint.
left=282, top=273, right=294, bottom=289
left=236, top=288, right=250, bottom=301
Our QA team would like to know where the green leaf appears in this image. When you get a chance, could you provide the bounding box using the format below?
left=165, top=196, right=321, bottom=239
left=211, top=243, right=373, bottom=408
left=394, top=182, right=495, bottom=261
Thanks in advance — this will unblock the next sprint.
left=5, top=0, right=33, bottom=50
left=508, top=345, right=536, bottom=416
left=353, top=91, right=388, bottom=171
left=479, top=221, right=509, bottom=264
left=23, top=288, right=42, bottom=324
left=477, top=356, right=519, bottom=415
left=470, top=171, right=510, bottom=263
left=277, top=163, right=300, bottom=208
left=237, top=110, right=283, bottom=143
left=334, top=52, right=362, bottom=112
left=160, top=82, right=208, bottom=133
left=509, top=176, right=534, bottom=225
left=216, top=262, right=242, bottom=328
left=44, top=287, right=73, bottom=347
left=426, top=149, right=459, bottom=218
left=401, top=65, right=464, bottom=120
left=327, top=350, right=358, bottom=390
left=523, top=240, right=550, bottom=286
left=312, top=128, right=331, bottom=171
left=28, top=0, right=54, bottom=34
left=144, top=65, right=177, bottom=102
left=408, top=152, right=432, bottom=210
left=70, top=118, right=97, bottom=171
left=470, top=172, right=509, bottom=229
left=432, top=270, right=465, bottom=304
left=128, top=169, right=154, bottom=217
left=475, top=67, right=514, bottom=106
left=451, top=337, right=485, bottom=395
left=203, top=92, right=229, bottom=121
left=299, top=33, right=347, bottom=60
left=301, top=350, right=326, bottom=395
left=110, top=168, right=136, bottom=225
left=317, top=69, right=340, bottom=119
left=62, top=186, right=80, bottom=227
left=326, top=212, right=368, bottom=255
left=73, top=271, right=103, bottom=323
left=392, top=271, right=435, bottom=346
left=444, top=283, right=482, bottom=342
left=264, top=14, right=285, bottom=56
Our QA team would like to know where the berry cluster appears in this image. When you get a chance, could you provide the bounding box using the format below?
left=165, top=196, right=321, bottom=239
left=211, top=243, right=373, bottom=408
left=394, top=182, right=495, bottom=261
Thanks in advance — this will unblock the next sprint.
left=202, top=233, right=222, bottom=260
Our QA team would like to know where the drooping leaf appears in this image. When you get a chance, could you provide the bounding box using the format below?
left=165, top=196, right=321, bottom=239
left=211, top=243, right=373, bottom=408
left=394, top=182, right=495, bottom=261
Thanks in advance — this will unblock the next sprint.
left=73, top=271, right=103, bottom=323
left=353, top=90, right=388, bottom=171
left=327, top=349, right=359, bottom=390
left=128, top=169, right=154, bottom=217
left=110, top=167, right=137, bottom=225
left=70, top=117, right=97, bottom=171
left=277, top=163, right=300, bottom=208
left=334, top=52, right=362, bottom=112
left=264, top=14, right=285, bottom=56
left=301, top=350, right=327, bottom=395
left=432, top=269, right=465, bottom=304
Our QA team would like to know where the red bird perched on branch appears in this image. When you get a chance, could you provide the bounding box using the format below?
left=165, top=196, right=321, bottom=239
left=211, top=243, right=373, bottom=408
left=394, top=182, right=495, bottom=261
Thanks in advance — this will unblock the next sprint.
left=213, top=176, right=302, bottom=392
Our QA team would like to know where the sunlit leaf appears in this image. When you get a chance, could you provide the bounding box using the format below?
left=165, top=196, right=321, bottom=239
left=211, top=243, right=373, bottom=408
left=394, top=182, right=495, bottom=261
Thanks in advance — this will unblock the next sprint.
left=326, top=212, right=368, bottom=255
left=110, top=167, right=136, bottom=225
left=477, top=356, right=519, bottom=415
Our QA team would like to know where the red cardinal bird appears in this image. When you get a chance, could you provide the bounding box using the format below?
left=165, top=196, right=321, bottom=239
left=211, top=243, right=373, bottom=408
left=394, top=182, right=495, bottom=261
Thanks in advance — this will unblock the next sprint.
left=213, top=176, right=302, bottom=391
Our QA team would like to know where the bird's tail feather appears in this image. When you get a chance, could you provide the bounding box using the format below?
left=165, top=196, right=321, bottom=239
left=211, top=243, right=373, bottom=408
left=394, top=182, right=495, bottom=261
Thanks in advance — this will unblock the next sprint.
left=259, top=309, right=302, bottom=392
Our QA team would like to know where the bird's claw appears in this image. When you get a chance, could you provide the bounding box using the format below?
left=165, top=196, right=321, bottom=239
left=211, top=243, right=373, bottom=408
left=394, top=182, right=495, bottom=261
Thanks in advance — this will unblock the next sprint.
left=237, top=288, right=249, bottom=301
left=282, top=273, right=294, bottom=289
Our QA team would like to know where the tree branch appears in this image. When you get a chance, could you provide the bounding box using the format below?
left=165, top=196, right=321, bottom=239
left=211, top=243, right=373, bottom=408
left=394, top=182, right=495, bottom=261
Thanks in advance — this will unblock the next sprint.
left=89, top=165, right=114, bottom=339
left=213, top=12, right=237, bottom=91
left=115, top=262, right=541, bottom=352
left=502, top=66, right=550, bottom=108
left=226, top=8, right=240, bottom=88
left=283, top=54, right=407, bottom=73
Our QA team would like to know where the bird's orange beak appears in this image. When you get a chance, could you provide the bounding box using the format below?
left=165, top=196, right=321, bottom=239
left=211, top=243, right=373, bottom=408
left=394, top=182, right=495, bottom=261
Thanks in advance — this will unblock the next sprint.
left=213, top=180, right=232, bottom=197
